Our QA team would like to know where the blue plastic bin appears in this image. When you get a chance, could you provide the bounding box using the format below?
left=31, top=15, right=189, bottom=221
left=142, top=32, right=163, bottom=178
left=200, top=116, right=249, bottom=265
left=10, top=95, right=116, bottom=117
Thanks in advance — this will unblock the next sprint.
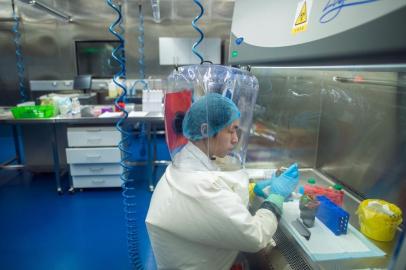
left=316, top=195, right=349, bottom=236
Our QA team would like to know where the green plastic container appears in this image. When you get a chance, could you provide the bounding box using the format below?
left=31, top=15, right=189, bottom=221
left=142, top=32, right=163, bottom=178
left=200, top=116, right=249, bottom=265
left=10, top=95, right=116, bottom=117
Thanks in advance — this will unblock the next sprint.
left=11, top=105, right=56, bottom=119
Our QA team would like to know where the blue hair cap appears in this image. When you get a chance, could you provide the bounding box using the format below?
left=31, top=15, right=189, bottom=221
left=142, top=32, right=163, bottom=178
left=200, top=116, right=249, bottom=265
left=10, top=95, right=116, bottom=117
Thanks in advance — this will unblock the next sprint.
left=183, top=93, right=240, bottom=141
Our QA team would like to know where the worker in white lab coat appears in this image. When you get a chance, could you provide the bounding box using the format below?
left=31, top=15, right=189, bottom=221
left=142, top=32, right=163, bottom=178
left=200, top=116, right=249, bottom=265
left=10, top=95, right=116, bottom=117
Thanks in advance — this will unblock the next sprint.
left=146, top=93, right=299, bottom=270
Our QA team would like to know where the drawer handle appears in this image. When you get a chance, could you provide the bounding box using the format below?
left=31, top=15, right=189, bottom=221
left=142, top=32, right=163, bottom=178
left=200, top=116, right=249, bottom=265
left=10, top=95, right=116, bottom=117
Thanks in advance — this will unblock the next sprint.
left=87, top=137, right=102, bottom=143
left=92, top=179, right=106, bottom=184
left=86, top=154, right=101, bottom=160
left=86, top=129, right=102, bottom=132
left=89, top=167, right=104, bottom=172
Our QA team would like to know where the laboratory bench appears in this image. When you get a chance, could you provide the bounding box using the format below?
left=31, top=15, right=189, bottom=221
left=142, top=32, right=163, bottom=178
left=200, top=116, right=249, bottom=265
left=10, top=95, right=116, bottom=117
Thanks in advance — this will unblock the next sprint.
left=0, top=107, right=165, bottom=194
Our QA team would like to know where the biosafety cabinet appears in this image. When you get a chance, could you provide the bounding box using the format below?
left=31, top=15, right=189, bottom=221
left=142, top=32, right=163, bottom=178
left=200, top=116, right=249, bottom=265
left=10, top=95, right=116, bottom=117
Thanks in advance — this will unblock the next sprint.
left=230, top=1, right=406, bottom=269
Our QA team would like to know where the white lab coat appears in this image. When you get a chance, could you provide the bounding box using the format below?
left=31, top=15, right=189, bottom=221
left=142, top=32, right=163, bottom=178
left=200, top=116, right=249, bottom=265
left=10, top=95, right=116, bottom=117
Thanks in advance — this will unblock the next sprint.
left=145, top=142, right=278, bottom=270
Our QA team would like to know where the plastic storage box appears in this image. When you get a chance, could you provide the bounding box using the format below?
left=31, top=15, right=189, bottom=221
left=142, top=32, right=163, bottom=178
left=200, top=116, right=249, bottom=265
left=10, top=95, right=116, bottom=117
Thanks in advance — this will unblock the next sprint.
left=316, top=195, right=349, bottom=236
left=304, top=184, right=344, bottom=206
left=11, top=105, right=56, bottom=119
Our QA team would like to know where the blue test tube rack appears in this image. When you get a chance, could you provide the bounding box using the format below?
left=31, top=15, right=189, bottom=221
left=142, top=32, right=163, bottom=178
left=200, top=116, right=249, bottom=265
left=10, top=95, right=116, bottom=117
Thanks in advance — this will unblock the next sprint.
left=316, top=195, right=349, bottom=236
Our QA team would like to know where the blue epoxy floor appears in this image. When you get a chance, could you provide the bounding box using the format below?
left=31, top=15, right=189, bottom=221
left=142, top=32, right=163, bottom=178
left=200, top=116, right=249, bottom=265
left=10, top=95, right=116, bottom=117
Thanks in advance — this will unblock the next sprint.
left=0, top=171, right=156, bottom=270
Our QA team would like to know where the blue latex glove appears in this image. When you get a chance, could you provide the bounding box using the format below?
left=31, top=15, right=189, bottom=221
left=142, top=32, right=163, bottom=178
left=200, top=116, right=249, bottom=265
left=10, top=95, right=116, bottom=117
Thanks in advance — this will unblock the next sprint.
left=253, top=178, right=273, bottom=198
left=269, top=163, right=299, bottom=199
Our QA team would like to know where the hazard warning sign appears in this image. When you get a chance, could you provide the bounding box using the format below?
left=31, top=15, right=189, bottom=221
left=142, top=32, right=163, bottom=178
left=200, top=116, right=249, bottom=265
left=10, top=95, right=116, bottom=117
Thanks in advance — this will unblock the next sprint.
left=292, top=0, right=312, bottom=34
left=295, top=1, right=307, bottom=25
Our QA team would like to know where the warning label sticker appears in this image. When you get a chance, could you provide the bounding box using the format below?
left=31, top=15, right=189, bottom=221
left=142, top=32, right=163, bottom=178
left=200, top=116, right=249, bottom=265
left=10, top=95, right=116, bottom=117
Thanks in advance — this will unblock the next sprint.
left=292, top=0, right=312, bottom=34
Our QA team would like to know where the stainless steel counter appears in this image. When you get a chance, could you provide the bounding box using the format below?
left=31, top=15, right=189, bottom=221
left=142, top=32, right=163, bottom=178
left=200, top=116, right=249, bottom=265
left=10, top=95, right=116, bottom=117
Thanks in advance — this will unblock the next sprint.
left=292, top=169, right=396, bottom=270
left=0, top=112, right=164, bottom=124
left=247, top=166, right=398, bottom=270
left=0, top=108, right=164, bottom=194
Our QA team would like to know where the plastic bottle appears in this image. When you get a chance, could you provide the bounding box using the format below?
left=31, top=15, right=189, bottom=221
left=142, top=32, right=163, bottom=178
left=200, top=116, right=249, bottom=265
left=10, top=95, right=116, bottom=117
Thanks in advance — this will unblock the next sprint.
left=71, top=97, right=81, bottom=115
left=58, top=97, right=72, bottom=116
left=108, top=80, right=118, bottom=98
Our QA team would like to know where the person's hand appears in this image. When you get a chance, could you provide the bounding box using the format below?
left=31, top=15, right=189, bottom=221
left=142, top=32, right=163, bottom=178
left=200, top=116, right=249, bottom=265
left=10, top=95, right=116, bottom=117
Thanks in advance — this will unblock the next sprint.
left=269, top=163, right=299, bottom=198
left=265, top=163, right=300, bottom=210
left=253, top=178, right=274, bottom=198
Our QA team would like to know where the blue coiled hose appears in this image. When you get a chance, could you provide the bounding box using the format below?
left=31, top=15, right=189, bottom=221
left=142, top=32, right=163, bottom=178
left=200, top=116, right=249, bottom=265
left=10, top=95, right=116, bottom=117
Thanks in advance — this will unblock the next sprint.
left=11, top=0, right=28, bottom=102
left=192, top=0, right=205, bottom=64
left=106, top=0, right=143, bottom=269
left=128, top=5, right=148, bottom=97
left=137, top=4, right=148, bottom=159
left=138, top=4, right=145, bottom=80
left=127, top=4, right=147, bottom=91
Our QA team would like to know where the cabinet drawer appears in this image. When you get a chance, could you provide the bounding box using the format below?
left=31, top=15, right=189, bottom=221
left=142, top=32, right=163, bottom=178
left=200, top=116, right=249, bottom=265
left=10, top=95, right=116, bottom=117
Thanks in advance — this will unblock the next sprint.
left=67, top=127, right=120, bottom=147
left=72, top=175, right=121, bottom=188
left=66, top=147, right=120, bottom=164
left=69, top=163, right=122, bottom=176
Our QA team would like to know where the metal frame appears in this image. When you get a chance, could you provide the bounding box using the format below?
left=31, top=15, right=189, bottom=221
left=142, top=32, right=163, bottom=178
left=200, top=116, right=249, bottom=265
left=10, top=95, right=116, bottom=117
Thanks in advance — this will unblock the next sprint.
left=0, top=124, right=24, bottom=170
left=0, top=113, right=164, bottom=194
left=29, top=0, right=72, bottom=22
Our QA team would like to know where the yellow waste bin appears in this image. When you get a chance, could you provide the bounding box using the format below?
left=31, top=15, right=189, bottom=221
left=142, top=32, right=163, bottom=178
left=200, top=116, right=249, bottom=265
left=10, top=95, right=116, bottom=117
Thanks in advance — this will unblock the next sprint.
left=357, top=199, right=402, bottom=242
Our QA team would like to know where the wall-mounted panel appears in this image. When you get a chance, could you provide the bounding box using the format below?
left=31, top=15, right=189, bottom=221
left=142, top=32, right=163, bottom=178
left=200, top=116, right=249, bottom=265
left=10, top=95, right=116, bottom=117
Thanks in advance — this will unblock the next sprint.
left=159, top=37, right=221, bottom=65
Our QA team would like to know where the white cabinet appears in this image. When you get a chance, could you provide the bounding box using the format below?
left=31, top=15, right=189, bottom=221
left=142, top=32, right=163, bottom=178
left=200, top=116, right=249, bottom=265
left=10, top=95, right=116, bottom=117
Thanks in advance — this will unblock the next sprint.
left=159, top=37, right=221, bottom=65
left=69, top=163, right=122, bottom=176
left=159, top=38, right=191, bottom=65
left=66, top=127, right=122, bottom=189
left=159, top=38, right=177, bottom=65
left=66, top=148, right=121, bottom=164
left=71, top=175, right=122, bottom=188
left=67, top=127, right=121, bottom=147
